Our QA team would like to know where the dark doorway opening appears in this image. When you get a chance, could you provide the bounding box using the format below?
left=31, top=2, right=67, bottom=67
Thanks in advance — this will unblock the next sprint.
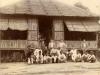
left=38, top=17, right=53, bottom=46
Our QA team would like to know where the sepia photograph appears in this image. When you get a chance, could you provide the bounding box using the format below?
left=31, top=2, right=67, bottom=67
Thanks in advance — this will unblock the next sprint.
left=0, top=0, right=100, bottom=75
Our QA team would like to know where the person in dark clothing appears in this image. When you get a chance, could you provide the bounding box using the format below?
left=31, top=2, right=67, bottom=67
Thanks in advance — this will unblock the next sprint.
left=26, top=45, right=34, bottom=64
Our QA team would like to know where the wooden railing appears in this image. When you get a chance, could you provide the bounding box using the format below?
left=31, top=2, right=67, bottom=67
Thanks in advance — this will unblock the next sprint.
left=0, top=40, right=98, bottom=50
left=65, top=41, right=98, bottom=49
left=0, top=40, right=27, bottom=49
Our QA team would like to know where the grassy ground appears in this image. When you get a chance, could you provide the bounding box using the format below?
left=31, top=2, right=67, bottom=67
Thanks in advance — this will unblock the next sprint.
left=0, top=62, right=100, bottom=75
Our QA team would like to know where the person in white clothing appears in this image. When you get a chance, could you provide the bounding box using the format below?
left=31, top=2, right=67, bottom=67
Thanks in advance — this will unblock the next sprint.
left=36, top=51, right=43, bottom=64
left=70, top=48, right=77, bottom=62
left=34, top=48, right=42, bottom=57
left=58, top=51, right=66, bottom=63
left=57, top=40, right=67, bottom=51
left=48, top=40, right=56, bottom=49
left=87, top=51, right=96, bottom=63
left=50, top=48, right=58, bottom=56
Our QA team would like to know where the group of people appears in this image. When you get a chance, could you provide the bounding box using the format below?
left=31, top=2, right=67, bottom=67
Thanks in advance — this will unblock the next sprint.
left=25, top=40, right=96, bottom=64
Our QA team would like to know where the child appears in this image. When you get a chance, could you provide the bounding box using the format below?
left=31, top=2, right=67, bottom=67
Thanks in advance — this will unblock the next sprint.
left=58, top=51, right=66, bottom=63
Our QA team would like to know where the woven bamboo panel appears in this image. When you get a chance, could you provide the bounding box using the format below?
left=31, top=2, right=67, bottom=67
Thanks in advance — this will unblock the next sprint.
left=54, top=31, right=64, bottom=40
left=82, top=21, right=100, bottom=32
left=53, top=20, right=64, bottom=31
left=28, top=18, right=38, bottom=30
left=0, top=18, right=8, bottom=30
left=0, top=40, right=27, bottom=49
left=9, top=18, right=28, bottom=30
left=28, top=31, right=38, bottom=40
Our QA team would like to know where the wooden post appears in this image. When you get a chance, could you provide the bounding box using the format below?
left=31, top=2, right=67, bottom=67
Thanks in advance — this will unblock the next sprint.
left=0, top=50, right=1, bottom=63
left=96, top=32, right=99, bottom=49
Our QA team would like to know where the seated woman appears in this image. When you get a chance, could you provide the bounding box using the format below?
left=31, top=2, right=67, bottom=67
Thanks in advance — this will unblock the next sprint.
left=58, top=51, right=66, bottom=63
left=88, top=51, right=96, bottom=63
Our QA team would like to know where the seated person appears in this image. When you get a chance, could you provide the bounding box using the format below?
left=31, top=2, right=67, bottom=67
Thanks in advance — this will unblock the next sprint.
left=88, top=51, right=96, bottom=63
left=50, top=47, right=58, bottom=56
left=30, top=52, right=36, bottom=64
left=43, top=54, right=49, bottom=64
left=75, top=51, right=82, bottom=62
left=27, top=48, right=33, bottom=64
left=82, top=51, right=90, bottom=62
left=51, top=54, right=58, bottom=63
left=58, top=51, right=66, bottom=63
left=34, top=47, right=42, bottom=57
left=47, top=55, right=52, bottom=63
left=70, top=48, right=77, bottom=62
left=36, top=51, right=43, bottom=64
left=66, top=50, right=72, bottom=61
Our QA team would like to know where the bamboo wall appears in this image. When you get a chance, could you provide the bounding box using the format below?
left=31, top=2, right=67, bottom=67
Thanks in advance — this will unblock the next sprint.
left=27, top=18, right=39, bottom=48
left=53, top=19, right=64, bottom=41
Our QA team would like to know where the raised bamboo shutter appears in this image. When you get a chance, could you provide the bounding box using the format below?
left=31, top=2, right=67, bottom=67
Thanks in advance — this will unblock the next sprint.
left=53, top=19, right=64, bottom=41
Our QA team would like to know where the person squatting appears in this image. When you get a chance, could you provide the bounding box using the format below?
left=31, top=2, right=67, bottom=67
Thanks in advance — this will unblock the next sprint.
left=26, top=40, right=97, bottom=64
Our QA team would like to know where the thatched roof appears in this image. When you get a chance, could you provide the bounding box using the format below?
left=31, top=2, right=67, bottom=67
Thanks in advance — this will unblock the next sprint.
left=0, top=0, right=97, bottom=17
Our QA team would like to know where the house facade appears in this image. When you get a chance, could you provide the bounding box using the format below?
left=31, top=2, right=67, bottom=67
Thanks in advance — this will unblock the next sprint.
left=0, top=0, right=100, bottom=62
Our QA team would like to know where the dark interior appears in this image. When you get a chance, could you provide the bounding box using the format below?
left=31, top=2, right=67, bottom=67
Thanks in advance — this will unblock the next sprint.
left=0, top=28, right=27, bottom=40
left=38, top=17, right=53, bottom=46
left=64, top=23, right=96, bottom=41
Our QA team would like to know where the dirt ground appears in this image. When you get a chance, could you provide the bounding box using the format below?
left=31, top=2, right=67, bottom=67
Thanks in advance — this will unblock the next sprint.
left=0, top=62, right=100, bottom=75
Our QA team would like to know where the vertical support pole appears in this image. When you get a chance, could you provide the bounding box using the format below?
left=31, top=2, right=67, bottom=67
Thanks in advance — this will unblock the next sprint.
left=0, top=50, right=1, bottom=63
left=96, top=32, right=99, bottom=49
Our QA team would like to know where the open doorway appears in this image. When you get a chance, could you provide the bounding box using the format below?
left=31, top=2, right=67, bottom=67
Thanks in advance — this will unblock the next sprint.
left=38, top=17, right=53, bottom=46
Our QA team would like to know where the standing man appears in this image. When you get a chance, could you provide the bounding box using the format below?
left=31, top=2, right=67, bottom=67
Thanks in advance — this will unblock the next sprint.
left=57, top=40, right=67, bottom=54
left=81, top=40, right=88, bottom=52
left=48, top=40, right=56, bottom=49
left=48, top=40, right=56, bottom=54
